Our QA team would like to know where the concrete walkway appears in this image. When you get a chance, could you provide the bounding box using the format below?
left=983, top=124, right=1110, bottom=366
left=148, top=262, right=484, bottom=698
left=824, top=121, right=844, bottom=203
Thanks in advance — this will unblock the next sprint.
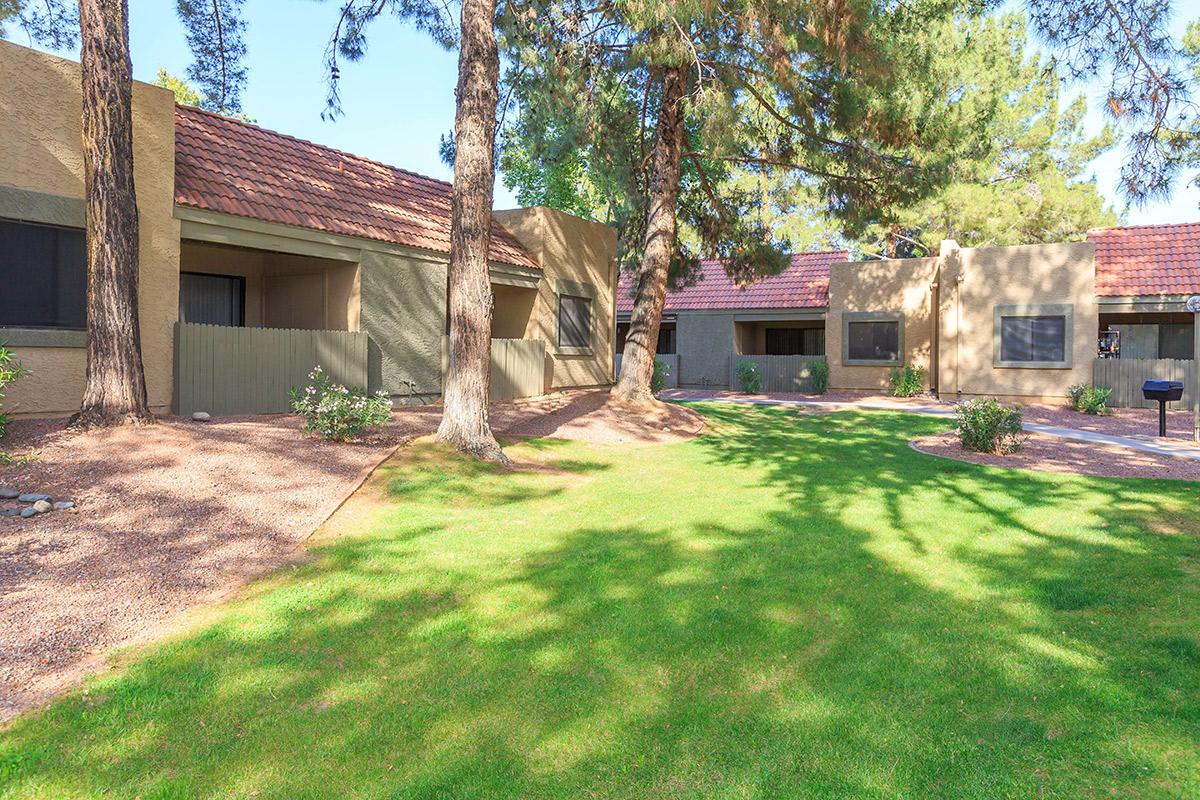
left=663, top=392, right=1200, bottom=462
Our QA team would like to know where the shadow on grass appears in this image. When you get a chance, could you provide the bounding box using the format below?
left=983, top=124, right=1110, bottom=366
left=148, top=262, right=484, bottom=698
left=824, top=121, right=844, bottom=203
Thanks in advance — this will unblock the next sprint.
left=0, top=406, right=1197, bottom=798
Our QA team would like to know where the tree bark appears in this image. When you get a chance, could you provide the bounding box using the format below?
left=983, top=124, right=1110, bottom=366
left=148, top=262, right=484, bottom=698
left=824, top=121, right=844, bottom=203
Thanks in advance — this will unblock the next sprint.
left=69, top=0, right=153, bottom=428
left=434, top=0, right=507, bottom=463
left=612, top=65, right=687, bottom=405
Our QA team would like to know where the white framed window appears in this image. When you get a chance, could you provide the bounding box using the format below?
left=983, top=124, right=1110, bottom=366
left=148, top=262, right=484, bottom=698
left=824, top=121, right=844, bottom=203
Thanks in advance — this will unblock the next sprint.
left=994, top=304, right=1073, bottom=368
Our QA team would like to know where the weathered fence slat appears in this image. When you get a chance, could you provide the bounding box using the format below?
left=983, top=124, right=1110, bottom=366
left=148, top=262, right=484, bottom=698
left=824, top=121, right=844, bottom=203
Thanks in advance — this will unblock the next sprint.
left=1093, top=358, right=1196, bottom=409
left=440, top=337, right=546, bottom=403
left=731, top=355, right=827, bottom=393
left=175, top=322, right=369, bottom=416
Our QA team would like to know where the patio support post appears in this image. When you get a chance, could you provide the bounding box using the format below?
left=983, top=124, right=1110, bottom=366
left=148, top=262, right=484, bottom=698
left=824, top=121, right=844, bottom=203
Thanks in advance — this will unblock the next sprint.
left=1193, top=304, right=1199, bottom=442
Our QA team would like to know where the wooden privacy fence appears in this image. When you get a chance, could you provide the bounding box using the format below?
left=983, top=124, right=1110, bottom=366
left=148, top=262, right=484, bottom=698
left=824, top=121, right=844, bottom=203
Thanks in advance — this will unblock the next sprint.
left=731, top=355, right=827, bottom=393
left=1094, top=358, right=1196, bottom=408
left=615, top=353, right=679, bottom=389
left=175, top=322, right=368, bottom=416
left=441, top=337, right=546, bottom=403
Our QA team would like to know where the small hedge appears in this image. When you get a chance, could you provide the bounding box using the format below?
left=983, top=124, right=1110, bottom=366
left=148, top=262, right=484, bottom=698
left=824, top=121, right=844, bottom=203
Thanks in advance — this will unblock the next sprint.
left=651, top=358, right=671, bottom=395
left=956, top=398, right=1026, bottom=455
left=1067, top=383, right=1112, bottom=415
left=809, top=360, right=829, bottom=394
left=0, top=343, right=28, bottom=441
left=888, top=364, right=925, bottom=397
left=736, top=360, right=761, bottom=394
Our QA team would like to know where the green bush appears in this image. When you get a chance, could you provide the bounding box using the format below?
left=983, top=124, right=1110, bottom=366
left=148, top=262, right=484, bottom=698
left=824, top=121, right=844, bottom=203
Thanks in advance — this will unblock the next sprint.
left=651, top=358, right=671, bottom=395
left=888, top=364, right=925, bottom=397
left=735, top=360, right=761, bottom=394
left=290, top=365, right=392, bottom=441
left=1067, top=383, right=1111, bottom=415
left=956, top=398, right=1025, bottom=454
left=809, top=359, right=829, bottom=394
left=0, top=343, right=29, bottom=440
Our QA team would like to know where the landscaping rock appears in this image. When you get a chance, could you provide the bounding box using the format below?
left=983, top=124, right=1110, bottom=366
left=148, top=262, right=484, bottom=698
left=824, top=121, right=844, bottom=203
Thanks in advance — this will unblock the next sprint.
left=0, top=488, right=18, bottom=499
left=0, top=508, right=19, bottom=517
left=33, top=500, right=52, bottom=513
left=19, top=508, right=36, bottom=518
left=192, top=411, right=211, bottom=422
left=18, top=493, right=49, bottom=503
left=52, top=500, right=75, bottom=511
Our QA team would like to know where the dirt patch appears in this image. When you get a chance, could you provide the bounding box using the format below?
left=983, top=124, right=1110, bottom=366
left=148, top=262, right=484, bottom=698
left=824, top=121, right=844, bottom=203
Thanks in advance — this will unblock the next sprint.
left=911, top=431, right=1200, bottom=481
left=497, top=392, right=705, bottom=444
left=0, top=390, right=702, bottom=723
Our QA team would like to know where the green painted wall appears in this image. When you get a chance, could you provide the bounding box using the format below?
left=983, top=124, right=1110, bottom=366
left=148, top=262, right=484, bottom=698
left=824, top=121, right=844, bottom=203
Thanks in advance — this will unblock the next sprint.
left=360, top=250, right=447, bottom=403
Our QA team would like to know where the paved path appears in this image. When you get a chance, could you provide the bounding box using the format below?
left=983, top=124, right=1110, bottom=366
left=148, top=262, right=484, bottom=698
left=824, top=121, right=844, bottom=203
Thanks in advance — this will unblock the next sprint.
left=664, top=392, right=1200, bottom=462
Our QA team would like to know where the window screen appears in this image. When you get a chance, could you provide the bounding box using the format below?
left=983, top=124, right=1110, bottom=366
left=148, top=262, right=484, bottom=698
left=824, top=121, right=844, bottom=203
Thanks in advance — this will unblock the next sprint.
left=179, top=272, right=245, bottom=327
left=1000, top=315, right=1066, bottom=362
left=559, top=295, right=591, bottom=348
left=847, top=320, right=900, bottom=361
left=0, top=218, right=87, bottom=329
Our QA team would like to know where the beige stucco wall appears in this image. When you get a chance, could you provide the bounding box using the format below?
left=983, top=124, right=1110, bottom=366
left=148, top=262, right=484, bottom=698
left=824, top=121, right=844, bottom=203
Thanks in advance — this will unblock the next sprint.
left=494, top=207, right=618, bottom=389
left=939, top=241, right=1096, bottom=402
left=0, top=41, right=180, bottom=417
left=828, top=257, right=938, bottom=392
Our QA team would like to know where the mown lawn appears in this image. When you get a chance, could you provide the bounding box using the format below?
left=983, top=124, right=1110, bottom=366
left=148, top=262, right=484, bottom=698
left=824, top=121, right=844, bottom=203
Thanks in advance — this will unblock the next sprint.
left=2, top=405, right=1198, bottom=799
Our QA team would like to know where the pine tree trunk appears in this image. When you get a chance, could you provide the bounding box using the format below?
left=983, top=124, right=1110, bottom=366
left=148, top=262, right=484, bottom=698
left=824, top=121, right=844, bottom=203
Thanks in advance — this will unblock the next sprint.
left=612, top=66, right=687, bottom=405
left=69, top=0, right=153, bottom=428
left=434, top=0, right=507, bottom=463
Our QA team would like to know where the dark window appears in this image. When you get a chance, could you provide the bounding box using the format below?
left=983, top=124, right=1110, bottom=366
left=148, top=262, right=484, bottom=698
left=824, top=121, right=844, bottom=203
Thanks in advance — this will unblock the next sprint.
left=765, top=327, right=825, bottom=356
left=559, top=295, right=591, bottom=348
left=616, top=321, right=675, bottom=354
left=179, top=272, right=245, bottom=327
left=1000, top=315, right=1066, bottom=363
left=0, top=218, right=86, bottom=329
left=847, top=320, right=899, bottom=362
left=766, top=328, right=802, bottom=355
left=1159, top=323, right=1194, bottom=360
left=657, top=325, right=676, bottom=355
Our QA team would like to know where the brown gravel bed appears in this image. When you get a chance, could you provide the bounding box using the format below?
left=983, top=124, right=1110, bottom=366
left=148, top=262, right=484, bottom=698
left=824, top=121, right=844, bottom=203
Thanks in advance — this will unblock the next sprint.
left=911, top=431, right=1200, bottom=481
left=0, top=390, right=702, bottom=723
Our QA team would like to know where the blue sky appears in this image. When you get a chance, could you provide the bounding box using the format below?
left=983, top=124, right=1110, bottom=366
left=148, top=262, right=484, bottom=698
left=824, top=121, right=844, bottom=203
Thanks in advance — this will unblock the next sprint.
left=16, top=0, right=1200, bottom=226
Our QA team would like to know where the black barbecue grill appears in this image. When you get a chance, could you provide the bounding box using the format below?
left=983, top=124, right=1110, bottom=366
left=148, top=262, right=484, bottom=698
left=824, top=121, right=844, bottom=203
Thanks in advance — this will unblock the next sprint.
left=1143, top=380, right=1184, bottom=438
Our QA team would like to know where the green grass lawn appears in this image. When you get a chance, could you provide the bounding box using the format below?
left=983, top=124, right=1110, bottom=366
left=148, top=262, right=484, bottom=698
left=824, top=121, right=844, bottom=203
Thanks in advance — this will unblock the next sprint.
left=2, top=405, right=1198, bottom=799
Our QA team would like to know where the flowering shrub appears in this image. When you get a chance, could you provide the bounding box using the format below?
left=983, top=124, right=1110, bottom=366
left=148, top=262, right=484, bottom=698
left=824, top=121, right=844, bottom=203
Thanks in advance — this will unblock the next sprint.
left=956, top=397, right=1025, bottom=454
left=290, top=366, right=391, bottom=441
left=736, top=360, right=761, bottom=394
left=809, top=359, right=829, bottom=394
left=0, top=344, right=29, bottom=440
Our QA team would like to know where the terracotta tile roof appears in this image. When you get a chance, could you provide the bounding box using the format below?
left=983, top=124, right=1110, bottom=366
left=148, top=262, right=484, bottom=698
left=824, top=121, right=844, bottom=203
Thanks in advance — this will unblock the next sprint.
left=173, top=105, right=539, bottom=270
left=1088, top=221, right=1200, bottom=297
left=617, top=250, right=848, bottom=313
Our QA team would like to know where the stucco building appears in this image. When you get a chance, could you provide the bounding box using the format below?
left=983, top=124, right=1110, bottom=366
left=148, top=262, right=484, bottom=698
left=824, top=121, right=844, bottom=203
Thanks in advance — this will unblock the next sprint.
left=0, top=40, right=617, bottom=419
left=619, top=228, right=1199, bottom=403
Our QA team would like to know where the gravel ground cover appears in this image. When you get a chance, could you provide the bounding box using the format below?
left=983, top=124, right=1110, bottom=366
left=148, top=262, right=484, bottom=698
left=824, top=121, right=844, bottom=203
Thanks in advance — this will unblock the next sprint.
left=0, top=390, right=702, bottom=722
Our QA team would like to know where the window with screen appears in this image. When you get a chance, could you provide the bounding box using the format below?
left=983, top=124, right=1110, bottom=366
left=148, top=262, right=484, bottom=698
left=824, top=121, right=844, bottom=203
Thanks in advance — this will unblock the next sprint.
left=846, top=320, right=900, bottom=362
left=558, top=295, right=591, bottom=348
left=179, top=272, right=246, bottom=327
left=0, top=218, right=87, bottom=330
left=999, top=315, right=1066, bottom=363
